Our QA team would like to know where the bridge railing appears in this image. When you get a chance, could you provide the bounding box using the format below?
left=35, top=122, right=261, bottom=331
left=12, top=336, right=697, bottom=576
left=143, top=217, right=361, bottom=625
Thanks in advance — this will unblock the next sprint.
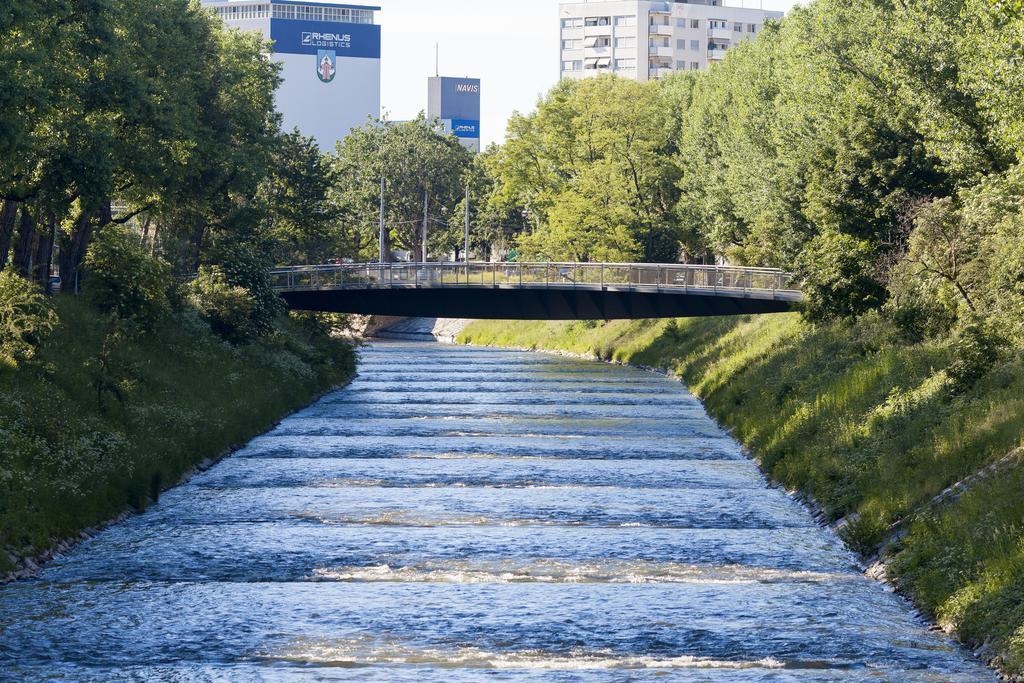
left=268, top=262, right=801, bottom=299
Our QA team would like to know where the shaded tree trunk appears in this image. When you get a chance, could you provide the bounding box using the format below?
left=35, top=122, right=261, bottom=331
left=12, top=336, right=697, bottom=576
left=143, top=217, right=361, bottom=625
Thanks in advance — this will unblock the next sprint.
left=190, top=221, right=206, bottom=272
left=33, top=212, right=57, bottom=292
left=13, top=205, right=37, bottom=276
left=60, top=211, right=95, bottom=294
left=0, top=199, right=18, bottom=270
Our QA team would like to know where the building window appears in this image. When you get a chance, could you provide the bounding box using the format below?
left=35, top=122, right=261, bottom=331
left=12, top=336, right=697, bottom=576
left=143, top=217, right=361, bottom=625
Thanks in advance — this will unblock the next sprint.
left=561, top=17, right=583, bottom=28
left=614, top=16, right=636, bottom=26
left=584, top=35, right=611, bottom=48
left=691, top=62, right=700, bottom=70
left=734, top=22, right=743, bottom=31
left=269, top=5, right=372, bottom=23
left=585, top=16, right=611, bottom=27
left=690, top=19, right=700, bottom=29
left=615, top=58, right=637, bottom=70
left=562, top=60, right=583, bottom=71
left=615, top=36, right=636, bottom=48
left=748, top=24, right=757, bottom=33
left=690, top=39, right=700, bottom=51
left=676, top=39, right=685, bottom=49
left=562, top=39, right=582, bottom=49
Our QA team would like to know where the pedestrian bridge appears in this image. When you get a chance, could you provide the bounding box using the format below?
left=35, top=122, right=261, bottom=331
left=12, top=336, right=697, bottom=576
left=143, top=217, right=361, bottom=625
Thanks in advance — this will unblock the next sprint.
left=269, top=262, right=802, bottom=320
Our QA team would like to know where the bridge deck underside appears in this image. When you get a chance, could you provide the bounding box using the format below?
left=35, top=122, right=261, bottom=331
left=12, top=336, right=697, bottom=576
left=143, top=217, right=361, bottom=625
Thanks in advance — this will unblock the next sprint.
left=280, top=286, right=797, bottom=320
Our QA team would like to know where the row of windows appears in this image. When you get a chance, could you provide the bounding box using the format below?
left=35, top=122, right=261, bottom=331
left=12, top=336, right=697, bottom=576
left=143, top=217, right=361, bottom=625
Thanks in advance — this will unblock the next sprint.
left=675, top=38, right=720, bottom=51
left=561, top=15, right=636, bottom=28
left=215, top=4, right=270, bottom=20
left=561, top=57, right=638, bottom=72
left=563, top=35, right=638, bottom=50
left=272, top=4, right=374, bottom=24
left=215, top=4, right=374, bottom=24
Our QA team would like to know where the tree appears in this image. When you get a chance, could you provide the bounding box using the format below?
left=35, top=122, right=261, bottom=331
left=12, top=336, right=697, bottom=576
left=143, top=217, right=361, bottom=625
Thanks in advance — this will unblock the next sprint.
left=84, top=226, right=172, bottom=331
left=796, top=231, right=887, bottom=322
left=488, top=75, right=681, bottom=263
left=900, top=199, right=980, bottom=313
left=0, top=269, right=58, bottom=369
left=333, top=116, right=472, bottom=262
left=263, top=130, right=342, bottom=265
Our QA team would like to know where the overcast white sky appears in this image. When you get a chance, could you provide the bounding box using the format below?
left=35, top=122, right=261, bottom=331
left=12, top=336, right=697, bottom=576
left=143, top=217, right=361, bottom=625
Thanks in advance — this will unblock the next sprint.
left=374, top=0, right=800, bottom=147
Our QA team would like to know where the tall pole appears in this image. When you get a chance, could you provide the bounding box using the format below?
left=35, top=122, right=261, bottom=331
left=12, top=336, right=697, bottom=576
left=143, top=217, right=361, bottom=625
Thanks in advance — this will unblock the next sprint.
left=422, top=191, right=429, bottom=263
left=378, top=176, right=385, bottom=263
left=464, top=184, right=470, bottom=263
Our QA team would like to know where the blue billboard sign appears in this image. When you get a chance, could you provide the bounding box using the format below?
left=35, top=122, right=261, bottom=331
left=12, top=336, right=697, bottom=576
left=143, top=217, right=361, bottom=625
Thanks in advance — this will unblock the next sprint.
left=438, top=77, right=481, bottom=121
left=450, top=119, right=480, bottom=139
left=271, top=19, right=381, bottom=59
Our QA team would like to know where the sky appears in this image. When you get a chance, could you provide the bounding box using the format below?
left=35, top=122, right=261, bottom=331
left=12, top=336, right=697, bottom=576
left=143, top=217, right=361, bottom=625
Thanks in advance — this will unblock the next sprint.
left=374, top=0, right=800, bottom=147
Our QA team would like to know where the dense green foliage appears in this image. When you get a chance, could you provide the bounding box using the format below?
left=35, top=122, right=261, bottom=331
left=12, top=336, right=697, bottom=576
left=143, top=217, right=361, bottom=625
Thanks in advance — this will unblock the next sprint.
left=0, top=1, right=363, bottom=575
left=0, top=0, right=351, bottom=304
left=332, top=115, right=474, bottom=262
left=459, top=315, right=1024, bottom=675
left=0, top=297, right=356, bottom=574
left=0, top=271, right=56, bottom=369
left=478, top=0, right=1024, bottom=336
left=84, top=227, right=172, bottom=331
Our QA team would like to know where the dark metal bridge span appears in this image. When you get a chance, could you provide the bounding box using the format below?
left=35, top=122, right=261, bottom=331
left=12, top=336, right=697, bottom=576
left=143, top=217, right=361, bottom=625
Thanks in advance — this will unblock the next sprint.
left=270, top=262, right=802, bottom=320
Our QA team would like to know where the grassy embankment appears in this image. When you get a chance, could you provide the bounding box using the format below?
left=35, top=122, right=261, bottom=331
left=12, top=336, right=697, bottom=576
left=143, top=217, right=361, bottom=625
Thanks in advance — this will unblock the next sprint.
left=459, top=315, right=1024, bottom=676
left=0, top=298, right=356, bottom=576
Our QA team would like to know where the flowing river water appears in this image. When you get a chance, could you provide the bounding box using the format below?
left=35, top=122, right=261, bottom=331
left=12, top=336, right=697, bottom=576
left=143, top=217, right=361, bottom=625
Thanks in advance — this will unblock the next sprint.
left=0, top=341, right=994, bottom=681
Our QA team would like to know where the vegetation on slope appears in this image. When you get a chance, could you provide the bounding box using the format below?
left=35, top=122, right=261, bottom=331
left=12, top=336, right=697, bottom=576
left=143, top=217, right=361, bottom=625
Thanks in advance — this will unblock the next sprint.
left=459, top=315, right=1024, bottom=675
left=0, top=295, right=356, bottom=576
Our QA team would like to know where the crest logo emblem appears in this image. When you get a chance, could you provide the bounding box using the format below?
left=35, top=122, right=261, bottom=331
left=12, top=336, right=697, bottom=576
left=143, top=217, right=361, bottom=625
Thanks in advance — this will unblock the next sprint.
left=317, top=50, right=337, bottom=83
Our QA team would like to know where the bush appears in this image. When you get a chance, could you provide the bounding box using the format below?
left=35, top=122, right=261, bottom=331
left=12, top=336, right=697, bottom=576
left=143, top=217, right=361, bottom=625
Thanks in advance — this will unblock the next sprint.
left=796, top=231, right=887, bottom=323
left=0, top=269, right=58, bottom=368
left=186, top=267, right=259, bottom=343
left=84, top=226, right=171, bottom=331
left=207, top=240, right=284, bottom=337
left=947, top=319, right=1005, bottom=393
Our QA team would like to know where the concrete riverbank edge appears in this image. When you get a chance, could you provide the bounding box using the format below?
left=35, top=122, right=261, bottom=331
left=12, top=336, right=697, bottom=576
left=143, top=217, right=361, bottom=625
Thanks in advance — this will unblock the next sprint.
left=453, top=317, right=1022, bottom=681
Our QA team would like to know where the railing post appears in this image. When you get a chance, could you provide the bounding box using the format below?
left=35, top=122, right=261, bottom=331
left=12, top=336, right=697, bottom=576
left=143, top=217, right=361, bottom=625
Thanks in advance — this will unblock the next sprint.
left=492, top=262, right=496, bottom=287
left=518, top=263, right=523, bottom=287
left=600, top=265, right=604, bottom=290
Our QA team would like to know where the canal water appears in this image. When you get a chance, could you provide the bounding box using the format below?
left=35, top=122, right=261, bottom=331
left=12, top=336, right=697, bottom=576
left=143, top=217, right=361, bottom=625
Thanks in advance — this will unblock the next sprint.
left=0, top=342, right=993, bottom=681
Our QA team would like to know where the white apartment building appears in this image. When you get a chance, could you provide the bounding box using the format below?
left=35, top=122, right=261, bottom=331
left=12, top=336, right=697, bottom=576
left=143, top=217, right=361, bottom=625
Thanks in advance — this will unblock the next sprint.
left=558, top=0, right=784, bottom=82
left=202, top=0, right=382, bottom=151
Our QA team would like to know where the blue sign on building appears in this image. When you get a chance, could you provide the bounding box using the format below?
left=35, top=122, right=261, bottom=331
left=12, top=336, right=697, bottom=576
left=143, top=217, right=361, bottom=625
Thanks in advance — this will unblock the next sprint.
left=450, top=119, right=480, bottom=139
left=429, top=76, right=481, bottom=151
left=271, top=19, right=381, bottom=58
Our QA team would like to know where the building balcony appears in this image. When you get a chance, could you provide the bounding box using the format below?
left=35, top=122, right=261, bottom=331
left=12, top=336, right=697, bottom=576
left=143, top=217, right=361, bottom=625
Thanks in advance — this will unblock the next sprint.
left=584, top=46, right=611, bottom=56
left=707, top=48, right=728, bottom=61
left=648, top=45, right=674, bottom=58
left=584, top=25, right=613, bottom=37
left=649, top=66, right=675, bottom=79
left=648, top=23, right=673, bottom=36
left=708, top=27, right=734, bottom=40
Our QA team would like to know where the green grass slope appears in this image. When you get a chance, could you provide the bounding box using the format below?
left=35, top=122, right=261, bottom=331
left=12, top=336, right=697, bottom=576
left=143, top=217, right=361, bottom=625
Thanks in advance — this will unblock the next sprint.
left=458, top=315, right=1024, bottom=677
left=0, top=298, right=356, bottom=575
